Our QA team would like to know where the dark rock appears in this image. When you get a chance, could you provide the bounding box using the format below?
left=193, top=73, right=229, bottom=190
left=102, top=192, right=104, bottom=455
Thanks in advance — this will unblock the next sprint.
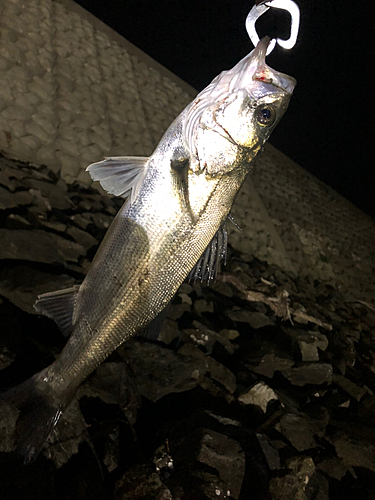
left=282, top=363, right=333, bottom=386
left=317, top=458, right=350, bottom=481
left=66, top=225, right=98, bottom=251
left=24, top=178, right=72, bottom=210
left=115, top=463, right=173, bottom=500
left=70, top=212, right=92, bottom=230
left=182, top=320, right=236, bottom=354
left=117, top=341, right=202, bottom=402
left=0, top=187, right=34, bottom=209
left=0, top=229, right=85, bottom=264
left=0, top=345, right=15, bottom=371
left=119, top=340, right=236, bottom=402
left=227, top=307, right=274, bottom=328
left=327, top=431, right=375, bottom=471
left=268, top=456, right=315, bottom=500
left=244, top=349, right=295, bottom=378
left=332, top=374, right=368, bottom=401
left=169, top=428, right=245, bottom=499
left=38, top=220, right=67, bottom=232
left=276, top=408, right=329, bottom=451
left=194, top=299, right=214, bottom=315
left=83, top=361, right=141, bottom=424
left=256, top=433, right=281, bottom=471
left=6, top=214, right=31, bottom=229
left=283, top=328, right=329, bottom=362
left=0, top=400, right=18, bottom=452
left=0, top=265, right=77, bottom=314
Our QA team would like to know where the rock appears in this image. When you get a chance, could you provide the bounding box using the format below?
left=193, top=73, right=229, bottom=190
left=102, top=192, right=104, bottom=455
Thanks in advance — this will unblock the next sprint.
left=158, top=318, right=182, bottom=345
left=81, top=362, right=141, bottom=424
left=0, top=229, right=85, bottom=264
left=219, top=328, right=240, bottom=340
left=327, top=431, right=375, bottom=471
left=0, top=400, right=18, bottom=452
left=0, top=186, right=17, bottom=209
left=24, top=178, right=72, bottom=210
left=170, top=428, right=245, bottom=499
left=118, top=341, right=201, bottom=402
left=178, top=292, right=192, bottom=305
left=332, top=374, right=368, bottom=401
left=115, top=463, right=173, bottom=500
left=0, top=346, right=15, bottom=371
left=210, top=280, right=233, bottom=298
left=317, top=458, right=350, bottom=481
left=244, top=349, right=295, bottom=378
left=71, top=213, right=92, bottom=230
left=183, top=320, right=236, bottom=354
left=39, top=220, right=67, bottom=232
left=276, top=409, right=329, bottom=451
left=6, top=214, right=31, bottom=229
left=256, top=433, right=281, bottom=471
left=0, top=265, right=77, bottom=314
left=268, top=456, right=315, bottom=500
left=194, top=299, right=214, bottom=315
left=227, top=307, right=274, bottom=329
left=283, top=328, right=329, bottom=362
left=66, top=225, right=98, bottom=250
left=238, top=381, right=278, bottom=412
left=282, top=363, right=333, bottom=386
left=178, top=343, right=237, bottom=395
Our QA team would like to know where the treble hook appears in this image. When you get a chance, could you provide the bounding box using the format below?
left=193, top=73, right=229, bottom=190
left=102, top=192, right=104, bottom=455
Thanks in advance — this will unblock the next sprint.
left=246, top=0, right=300, bottom=55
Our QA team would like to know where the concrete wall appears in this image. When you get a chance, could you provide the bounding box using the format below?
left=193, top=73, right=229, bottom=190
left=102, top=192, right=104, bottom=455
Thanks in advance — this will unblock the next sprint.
left=0, top=0, right=374, bottom=300
left=0, top=0, right=195, bottom=184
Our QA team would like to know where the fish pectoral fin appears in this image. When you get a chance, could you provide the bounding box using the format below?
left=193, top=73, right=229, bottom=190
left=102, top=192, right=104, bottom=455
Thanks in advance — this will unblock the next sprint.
left=86, top=156, right=149, bottom=204
left=189, top=220, right=228, bottom=283
left=136, top=303, right=171, bottom=341
left=33, top=285, right=80, bottom=336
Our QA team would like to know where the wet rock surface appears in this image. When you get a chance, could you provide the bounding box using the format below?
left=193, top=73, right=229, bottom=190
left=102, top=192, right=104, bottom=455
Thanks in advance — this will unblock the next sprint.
left=0, top=154, right=375, bottom=499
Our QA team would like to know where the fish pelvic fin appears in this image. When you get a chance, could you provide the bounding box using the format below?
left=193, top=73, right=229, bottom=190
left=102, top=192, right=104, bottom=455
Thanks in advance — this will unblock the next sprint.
left=34, top=285, right=80, bottom=337
left=86, top=156, right=149, bottom=204
left=0, top=371, right=63, bottom=464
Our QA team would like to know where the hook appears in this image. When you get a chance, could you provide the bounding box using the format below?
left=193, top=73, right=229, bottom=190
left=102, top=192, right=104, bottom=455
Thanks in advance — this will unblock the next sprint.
left=246, top=0, right=300, bottom=55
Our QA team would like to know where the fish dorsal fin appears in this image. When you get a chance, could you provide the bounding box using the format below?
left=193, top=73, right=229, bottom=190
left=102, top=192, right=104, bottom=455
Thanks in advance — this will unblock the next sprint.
left=86, top=156, right=149, bottom=204
left=33, top=285, right=80, bottom=337
left=189, top=221, right=228, bottom=283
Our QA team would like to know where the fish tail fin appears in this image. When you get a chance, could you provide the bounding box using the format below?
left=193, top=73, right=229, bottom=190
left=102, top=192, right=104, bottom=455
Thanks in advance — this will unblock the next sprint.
left=1, top=370, right=63, bottom=464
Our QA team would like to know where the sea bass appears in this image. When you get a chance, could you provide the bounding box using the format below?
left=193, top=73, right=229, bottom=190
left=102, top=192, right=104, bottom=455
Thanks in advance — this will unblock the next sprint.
left=4, top=37, right=295, bottom=462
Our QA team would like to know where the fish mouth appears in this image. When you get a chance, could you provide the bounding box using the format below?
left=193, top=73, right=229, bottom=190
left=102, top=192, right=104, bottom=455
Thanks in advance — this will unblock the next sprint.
left=230, top=37, right=296, bottom=97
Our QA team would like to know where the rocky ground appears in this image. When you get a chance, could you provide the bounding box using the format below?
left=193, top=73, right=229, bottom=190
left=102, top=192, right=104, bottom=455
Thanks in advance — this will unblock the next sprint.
left=0, top=153, right=375, bottom=499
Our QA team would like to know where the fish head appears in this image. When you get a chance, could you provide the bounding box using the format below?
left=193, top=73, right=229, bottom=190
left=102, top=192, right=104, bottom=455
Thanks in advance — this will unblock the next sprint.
left=185, top=37, right=296, bottom=175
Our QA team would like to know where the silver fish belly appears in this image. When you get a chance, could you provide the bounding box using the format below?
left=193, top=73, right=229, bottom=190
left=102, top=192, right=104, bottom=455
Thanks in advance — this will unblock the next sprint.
left=3, top=37, right=296, bottom=462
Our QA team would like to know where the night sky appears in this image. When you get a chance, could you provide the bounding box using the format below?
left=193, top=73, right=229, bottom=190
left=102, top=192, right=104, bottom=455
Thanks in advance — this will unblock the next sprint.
left=74, top=0, right=373, bottom=218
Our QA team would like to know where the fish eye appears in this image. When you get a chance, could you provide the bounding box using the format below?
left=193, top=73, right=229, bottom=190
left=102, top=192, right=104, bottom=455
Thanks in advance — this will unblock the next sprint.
left=255, top=105, right=276, bottom=126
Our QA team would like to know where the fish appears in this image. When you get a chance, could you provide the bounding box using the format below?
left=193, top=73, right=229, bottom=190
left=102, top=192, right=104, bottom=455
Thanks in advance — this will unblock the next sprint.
left=1, top=36, right=295, bottom=463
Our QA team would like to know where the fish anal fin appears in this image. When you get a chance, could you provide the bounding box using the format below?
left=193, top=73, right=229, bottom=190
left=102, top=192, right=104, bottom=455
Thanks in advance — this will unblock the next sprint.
left=86, top=156, right=149, bottom=203
left=33, top=285, right=80, bottom=337
left=189, top=221, right=228, bottom=283
left=136, top=304, right=171, bottom=341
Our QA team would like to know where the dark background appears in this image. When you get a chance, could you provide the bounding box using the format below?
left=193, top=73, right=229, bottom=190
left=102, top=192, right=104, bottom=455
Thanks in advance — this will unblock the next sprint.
left=73, top=0, right=373, bottom=218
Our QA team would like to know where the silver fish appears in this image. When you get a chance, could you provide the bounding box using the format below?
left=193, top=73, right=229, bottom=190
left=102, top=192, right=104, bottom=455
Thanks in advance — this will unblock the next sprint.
left=3, top=37, right=295, bottom=462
